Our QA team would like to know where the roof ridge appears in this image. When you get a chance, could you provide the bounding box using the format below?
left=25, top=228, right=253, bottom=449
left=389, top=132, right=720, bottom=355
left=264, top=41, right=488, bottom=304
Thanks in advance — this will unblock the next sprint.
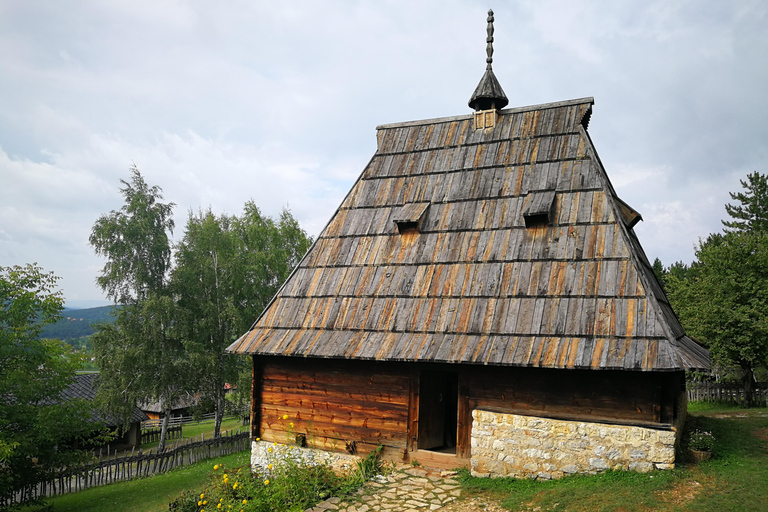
left=376, top=97, right=595, bottom=130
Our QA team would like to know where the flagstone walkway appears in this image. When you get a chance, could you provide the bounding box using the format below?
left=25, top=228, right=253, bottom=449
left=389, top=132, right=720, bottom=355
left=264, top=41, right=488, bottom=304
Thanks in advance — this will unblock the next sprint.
left=305, top=467, right=463, bottom=512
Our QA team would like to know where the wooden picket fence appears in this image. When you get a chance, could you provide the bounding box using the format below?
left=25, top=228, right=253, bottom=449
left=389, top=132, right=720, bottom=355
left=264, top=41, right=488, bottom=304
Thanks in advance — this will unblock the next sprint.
left=4, top=429, right=250, bottom=508
left=688, top=381, right=768, bottom=405
left=140, top=424, right=182, bottom=445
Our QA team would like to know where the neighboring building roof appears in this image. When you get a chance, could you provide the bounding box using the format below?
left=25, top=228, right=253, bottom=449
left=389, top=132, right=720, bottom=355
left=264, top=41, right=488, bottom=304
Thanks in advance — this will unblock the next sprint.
left=227, top=95, right=709, bottom=372
left=139, top=393, right=200, bottom=414
left=62, top=373, right=149, bottom=425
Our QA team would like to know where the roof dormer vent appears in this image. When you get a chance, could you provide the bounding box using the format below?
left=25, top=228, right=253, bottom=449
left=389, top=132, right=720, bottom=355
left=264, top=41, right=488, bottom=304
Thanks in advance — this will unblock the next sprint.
left=522, top=190, right=556, bottom=228
left=393, top=202, right=429, bottom=234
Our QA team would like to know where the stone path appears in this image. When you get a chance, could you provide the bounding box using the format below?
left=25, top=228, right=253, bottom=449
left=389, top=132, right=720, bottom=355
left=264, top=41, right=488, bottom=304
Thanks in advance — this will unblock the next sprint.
left=305, top=467, right=462, bottom=512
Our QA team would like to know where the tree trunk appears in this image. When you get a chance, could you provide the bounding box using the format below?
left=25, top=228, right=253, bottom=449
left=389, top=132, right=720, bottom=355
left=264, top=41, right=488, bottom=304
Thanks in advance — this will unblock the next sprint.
left=214, top=392, right=223, bottom=439
left=158, top=407, right=171, bottom=450
left=742, top=365, right=755, bottom=408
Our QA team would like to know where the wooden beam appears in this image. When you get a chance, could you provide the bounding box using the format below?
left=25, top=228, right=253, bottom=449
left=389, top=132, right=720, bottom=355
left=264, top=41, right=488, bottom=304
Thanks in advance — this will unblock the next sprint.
left=251, top=356, right=262, bottom=440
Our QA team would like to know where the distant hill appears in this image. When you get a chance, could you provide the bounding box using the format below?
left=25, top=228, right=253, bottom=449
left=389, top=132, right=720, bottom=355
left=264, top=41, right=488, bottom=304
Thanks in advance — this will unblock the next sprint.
left=39, top=305, right=118, bottom=340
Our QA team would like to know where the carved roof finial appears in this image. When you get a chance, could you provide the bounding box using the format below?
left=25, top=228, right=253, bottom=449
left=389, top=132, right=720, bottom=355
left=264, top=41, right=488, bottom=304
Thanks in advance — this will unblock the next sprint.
left=485, top=9, right=495, bottom=71
left=468, top=9, right=509, bottom=112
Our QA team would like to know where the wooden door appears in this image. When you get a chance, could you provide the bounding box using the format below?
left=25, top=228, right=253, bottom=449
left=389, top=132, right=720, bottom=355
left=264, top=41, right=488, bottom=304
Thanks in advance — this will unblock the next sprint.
left=417, top=371, right=458, bottom=452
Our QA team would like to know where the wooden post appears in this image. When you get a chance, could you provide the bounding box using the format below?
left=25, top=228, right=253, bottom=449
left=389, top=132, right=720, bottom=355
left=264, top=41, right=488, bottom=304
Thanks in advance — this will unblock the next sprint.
left=407, top=366, right=420, bottom=453
left=456, top=370, right=471, bottom=459
left=251, top=355, right=263, bottom=440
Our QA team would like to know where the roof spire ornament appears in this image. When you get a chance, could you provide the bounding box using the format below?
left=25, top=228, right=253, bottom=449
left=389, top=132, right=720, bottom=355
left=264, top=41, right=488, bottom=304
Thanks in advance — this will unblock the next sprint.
left=485, top=8, right=495, bottom=71
left=468, top=9, right=509, bottom=112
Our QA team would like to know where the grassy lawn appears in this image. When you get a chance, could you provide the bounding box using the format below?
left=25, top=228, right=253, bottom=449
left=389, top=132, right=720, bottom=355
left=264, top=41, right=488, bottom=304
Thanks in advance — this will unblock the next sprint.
left=458, top=404, right=768, bottom=511
left=17, top=404, right=768, bottom=512
left=26, top=451, right=250, bottom=512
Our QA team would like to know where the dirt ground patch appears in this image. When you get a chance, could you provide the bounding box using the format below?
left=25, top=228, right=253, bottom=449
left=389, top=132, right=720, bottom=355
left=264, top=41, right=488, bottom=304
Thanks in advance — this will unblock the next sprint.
left=656, top=479, right=703, bottom=506
left=440, top=496, right=507, bottom=512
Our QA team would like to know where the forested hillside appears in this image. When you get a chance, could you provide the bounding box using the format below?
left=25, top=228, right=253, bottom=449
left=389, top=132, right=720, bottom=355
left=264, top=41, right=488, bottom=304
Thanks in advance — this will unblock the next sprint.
left=38, top=305, right=116, bottom=340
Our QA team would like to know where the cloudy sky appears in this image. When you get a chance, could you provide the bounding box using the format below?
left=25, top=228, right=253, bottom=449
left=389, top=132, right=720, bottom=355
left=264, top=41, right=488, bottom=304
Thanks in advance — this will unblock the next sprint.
left=1, top=1, right=766, bottom=308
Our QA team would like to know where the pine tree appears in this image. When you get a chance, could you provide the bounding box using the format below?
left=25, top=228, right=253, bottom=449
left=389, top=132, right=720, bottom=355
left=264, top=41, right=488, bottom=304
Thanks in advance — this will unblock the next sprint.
left=722, top=171, right=768, bottom=233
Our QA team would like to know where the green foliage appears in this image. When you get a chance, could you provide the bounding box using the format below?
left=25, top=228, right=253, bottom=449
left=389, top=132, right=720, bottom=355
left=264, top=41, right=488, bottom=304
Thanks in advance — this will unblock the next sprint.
left=665, top=171, right=768, bottom=405
left=89, top=166, right=184, bottom=448
left=667, top=231, right=768, bottom=403
left=43, top=451, right=250, bottom=512
left=722, top=171, right=768, bottom=234
left=651, top=257, right=667, bottom=293
left=172, top=205, right=312, bottom=437
left=0, top=264, right=97, bottom=505
left=688, top=429, right=716, bottom=452
left=38, top=306, right=117, bottom=341
left=355, top=445, right=385, bottom=482
left=90, top=165, right=175, bottom=303
left=169, top=447, right=373, bottom=512
left=228, top=202, right=313, bottom=335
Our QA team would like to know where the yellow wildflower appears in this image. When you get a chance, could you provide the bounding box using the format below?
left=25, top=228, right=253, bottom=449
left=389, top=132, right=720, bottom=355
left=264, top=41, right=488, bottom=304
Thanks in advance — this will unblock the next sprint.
left=282, top=414, right=288, bottom=420
left=217, top=504, right=222, bottom=509
left=256, top=437, right=260, bottom=441
left=264, top=479, right=270, bottom=485
left=267, top=447, right=272, bottom=453
left=290, top=422, right=294, bottom=428
left=213, top=464, right=219, bottom=470
left=198, top=501, right=203, bottom=506
left=200, top=493, right=205, bottom=499
left=268, top=463, right=273, bottom=470
left=243, top=499, right=249, bottom=504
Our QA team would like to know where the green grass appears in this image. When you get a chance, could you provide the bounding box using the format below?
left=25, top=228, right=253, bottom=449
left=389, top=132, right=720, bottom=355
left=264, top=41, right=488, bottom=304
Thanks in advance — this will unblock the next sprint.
left=18, top=404, right=768, bottom=512
left=457, top=405, right=768, bottom=512
left=26, top=451, right=250, bottom=512
left=686, top=401, right=748, bottom=413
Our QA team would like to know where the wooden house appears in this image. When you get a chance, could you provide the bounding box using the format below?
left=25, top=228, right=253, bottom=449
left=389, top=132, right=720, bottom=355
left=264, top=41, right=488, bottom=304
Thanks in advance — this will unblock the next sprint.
left=227, top=12, right=709, bottom=477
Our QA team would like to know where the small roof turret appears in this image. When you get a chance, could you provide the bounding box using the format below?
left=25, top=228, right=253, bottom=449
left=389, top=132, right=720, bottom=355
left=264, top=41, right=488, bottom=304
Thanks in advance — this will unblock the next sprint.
left=468, top=10, right=509, bottom=111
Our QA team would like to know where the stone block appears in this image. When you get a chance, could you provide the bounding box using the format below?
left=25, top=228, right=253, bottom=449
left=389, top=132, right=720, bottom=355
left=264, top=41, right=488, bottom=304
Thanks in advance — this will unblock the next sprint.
left=589, top=458, right=608, bottom=470
left=628, top=461, right=653, bottom=472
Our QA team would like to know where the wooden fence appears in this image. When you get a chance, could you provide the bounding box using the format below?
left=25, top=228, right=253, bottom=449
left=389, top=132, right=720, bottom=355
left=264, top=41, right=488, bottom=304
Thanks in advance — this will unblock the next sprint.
left=4, top=429, right=250, bottom=509
left=142, top=407, right=249, bottom=430
left=688, top=381, right=768, bottom=405
left=141, top=424, right=182, bottom=445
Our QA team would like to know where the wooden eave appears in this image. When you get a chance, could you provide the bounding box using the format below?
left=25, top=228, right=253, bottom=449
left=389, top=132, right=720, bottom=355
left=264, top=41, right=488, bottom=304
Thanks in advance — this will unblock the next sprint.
left=227, top=97, right=709, bottom=372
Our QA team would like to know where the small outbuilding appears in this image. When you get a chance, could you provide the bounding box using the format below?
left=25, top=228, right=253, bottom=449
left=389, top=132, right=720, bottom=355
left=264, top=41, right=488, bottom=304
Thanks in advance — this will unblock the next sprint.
left=227, top=11, right=708, bottom=478
left=62, top=373, right=149, bottom=448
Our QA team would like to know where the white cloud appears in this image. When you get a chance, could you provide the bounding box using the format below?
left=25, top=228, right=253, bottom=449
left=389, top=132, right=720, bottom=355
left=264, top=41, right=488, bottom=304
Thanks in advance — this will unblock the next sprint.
left=0, top=0, right=766, bottom=304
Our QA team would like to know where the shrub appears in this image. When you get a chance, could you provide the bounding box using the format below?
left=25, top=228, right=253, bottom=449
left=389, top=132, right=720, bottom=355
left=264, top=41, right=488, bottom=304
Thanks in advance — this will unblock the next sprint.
left=170, top=444, right=385, bottom=512
left=689, top=430, right=716, bottom=452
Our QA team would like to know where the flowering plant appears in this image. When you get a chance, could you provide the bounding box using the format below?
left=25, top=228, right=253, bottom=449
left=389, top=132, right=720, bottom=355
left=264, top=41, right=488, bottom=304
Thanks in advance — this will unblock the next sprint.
left=689, top=430, right=715, bottom=451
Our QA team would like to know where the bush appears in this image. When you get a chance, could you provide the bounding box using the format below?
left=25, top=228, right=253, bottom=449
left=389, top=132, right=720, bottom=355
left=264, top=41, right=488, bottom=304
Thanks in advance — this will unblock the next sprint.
left=688, top=430, right=716, bottom=452
left=170, top=444, right=385, bottom=512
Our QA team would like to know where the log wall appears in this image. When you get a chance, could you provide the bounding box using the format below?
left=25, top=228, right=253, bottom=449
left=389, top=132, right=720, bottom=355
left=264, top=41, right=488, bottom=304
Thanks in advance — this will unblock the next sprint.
left=469, top=366, right=684, bottom=427
left=256, top=357, right=410, bottom=456
left=254, top=357, right=684, bottom=463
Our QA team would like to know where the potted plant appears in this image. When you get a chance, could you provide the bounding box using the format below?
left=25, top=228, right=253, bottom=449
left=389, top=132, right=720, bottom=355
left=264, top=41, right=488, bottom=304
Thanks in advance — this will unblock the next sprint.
left=688, top=429, right=715, bottom=461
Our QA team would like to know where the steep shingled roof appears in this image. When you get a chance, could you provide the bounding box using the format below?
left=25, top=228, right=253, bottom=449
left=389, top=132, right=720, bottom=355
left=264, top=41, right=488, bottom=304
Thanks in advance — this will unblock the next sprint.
left=62, top=373, right=149, bottom=425
left=227, top=97, right=709, bottom=371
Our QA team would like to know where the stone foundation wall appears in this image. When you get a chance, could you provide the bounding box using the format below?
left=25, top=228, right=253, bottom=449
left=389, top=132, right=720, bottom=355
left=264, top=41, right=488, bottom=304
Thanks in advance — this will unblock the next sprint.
left=470, top=410, right=677, bottom=479
left=251, top=440, right=359, bottom=473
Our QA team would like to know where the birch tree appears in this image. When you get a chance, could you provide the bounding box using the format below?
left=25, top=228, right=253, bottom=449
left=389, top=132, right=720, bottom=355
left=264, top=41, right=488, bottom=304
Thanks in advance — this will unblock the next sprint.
left=90, top=166, right=184, bottom=449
